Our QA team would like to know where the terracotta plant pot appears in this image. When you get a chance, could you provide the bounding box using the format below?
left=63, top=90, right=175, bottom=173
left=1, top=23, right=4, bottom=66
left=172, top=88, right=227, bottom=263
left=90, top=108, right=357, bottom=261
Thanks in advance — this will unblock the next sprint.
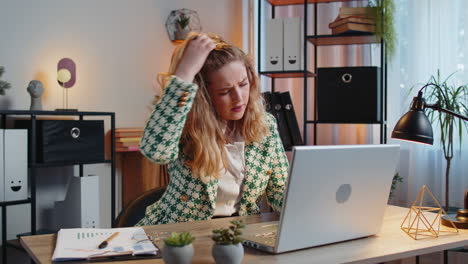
left=212, top=243, right=244, bottom=264
left=162, top=244, right=193, bottom=264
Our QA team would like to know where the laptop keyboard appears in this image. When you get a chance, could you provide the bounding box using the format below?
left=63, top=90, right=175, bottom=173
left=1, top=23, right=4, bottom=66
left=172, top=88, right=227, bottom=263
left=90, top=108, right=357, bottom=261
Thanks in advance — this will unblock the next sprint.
left=244, top=222, right=278, bottom=247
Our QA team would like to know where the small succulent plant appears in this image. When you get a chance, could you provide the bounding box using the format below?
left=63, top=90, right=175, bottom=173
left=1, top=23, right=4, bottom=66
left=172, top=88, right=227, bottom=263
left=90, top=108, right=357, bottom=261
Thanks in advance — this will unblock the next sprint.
left=212, top=220, right=246, bottom=245
left=177, top=13, right=190, bottom=30
left=0, top=66, right=12, bottom=95
left=164, top=232, right=195, bottom=247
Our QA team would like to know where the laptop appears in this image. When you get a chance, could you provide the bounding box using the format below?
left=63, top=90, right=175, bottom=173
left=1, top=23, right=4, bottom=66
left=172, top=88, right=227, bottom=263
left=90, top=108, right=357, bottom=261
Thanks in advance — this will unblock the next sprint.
left=243, top=144, right=400, bottom=254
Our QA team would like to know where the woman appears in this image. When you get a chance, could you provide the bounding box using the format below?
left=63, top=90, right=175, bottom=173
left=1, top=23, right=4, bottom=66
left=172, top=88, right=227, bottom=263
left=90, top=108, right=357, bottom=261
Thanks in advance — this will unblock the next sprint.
left=136, top=33, right=288, bottom=225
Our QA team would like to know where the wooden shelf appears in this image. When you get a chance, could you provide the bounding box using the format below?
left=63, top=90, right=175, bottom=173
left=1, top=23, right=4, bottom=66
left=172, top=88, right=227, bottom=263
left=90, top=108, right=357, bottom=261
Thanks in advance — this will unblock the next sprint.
left=306, top=120, right=385, bottom=124
left=308, top=33, right=380, bottom=46
left=260, top=70, right=315, bottom=78
left=267, top=0, right=355, bottom=6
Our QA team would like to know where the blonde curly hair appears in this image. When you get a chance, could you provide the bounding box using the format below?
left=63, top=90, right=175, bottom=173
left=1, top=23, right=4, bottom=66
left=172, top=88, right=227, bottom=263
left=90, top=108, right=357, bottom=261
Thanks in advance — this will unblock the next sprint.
left=158, top=32, right=269, bottom=181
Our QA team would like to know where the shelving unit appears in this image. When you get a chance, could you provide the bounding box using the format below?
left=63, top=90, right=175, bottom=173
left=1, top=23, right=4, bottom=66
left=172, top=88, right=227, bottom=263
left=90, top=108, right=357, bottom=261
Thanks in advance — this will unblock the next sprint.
left=0, top=110, right=115, bottom=263
left=258, top=0, right=387, bottom=145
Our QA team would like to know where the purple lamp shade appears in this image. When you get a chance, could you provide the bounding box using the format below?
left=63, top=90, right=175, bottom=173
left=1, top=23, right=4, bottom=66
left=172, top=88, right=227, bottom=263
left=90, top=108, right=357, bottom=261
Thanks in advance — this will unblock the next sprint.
left=57, top=58, right=76, bottom=88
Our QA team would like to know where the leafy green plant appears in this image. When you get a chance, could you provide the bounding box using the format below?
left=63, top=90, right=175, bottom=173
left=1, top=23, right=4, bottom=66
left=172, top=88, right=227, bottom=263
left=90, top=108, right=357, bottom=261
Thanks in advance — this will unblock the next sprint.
left=163, top=232, right=195, bottom=247
left=367, top=0, right=396, bottom=60
left=422, top=70, right=468, bottom=210
left=0, top=66, right=12, bottom=95
left=212, top=220, right=245, bottom=245
left=389, top=172, right=403, bottom=199
left=177, top=13, right=190, bottom=30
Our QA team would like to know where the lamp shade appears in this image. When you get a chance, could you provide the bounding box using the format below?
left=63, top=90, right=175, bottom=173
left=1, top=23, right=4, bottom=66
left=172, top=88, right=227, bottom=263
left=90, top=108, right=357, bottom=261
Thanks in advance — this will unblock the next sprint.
left=57, top=69, right=71, bottom=85
left=57, top=58, right=76, bottom=88
left=391, top=108, right=434, bottom=144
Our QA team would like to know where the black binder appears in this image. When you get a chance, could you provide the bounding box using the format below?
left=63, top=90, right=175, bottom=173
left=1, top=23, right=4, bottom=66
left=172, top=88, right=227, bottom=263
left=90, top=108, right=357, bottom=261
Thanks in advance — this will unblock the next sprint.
left=279, top=92, right=303, bottom=146
left=263, top=91, right=293, bottom=151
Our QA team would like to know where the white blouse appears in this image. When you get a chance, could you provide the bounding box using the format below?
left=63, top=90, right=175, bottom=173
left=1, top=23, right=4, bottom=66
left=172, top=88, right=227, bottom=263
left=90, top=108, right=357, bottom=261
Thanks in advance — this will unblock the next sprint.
left=213, top=137, right=246, bottom=217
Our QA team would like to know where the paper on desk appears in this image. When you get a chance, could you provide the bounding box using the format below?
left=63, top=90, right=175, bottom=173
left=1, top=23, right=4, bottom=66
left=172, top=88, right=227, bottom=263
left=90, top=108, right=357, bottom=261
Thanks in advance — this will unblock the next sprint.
left=52, top=227, right=158, bottom=261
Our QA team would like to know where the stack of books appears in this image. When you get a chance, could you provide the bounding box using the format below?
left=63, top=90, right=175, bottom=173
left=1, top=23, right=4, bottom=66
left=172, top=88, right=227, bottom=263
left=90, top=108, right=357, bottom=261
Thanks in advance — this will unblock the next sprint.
left=329, top=7, right=375, bottom=35
left=115, top=127, right=144, bottom=152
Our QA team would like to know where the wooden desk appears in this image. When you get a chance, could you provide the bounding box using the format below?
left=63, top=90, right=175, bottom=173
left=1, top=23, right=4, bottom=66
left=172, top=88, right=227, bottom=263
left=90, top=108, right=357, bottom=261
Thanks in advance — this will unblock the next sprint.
left=20, top=206, right=468, bottom=264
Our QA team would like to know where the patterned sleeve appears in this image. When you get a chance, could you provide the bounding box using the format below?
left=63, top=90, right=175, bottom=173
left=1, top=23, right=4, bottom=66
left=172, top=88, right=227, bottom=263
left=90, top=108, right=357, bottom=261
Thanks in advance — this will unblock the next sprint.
left=265, top=113, right=289, bottom=211
left=139, top=76, right=198, bottom=164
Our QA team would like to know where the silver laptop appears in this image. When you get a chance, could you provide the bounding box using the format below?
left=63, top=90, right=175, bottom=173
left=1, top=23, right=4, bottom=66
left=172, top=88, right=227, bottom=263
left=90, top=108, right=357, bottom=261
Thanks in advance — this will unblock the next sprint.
left=243, top=144, right=400, bottom=254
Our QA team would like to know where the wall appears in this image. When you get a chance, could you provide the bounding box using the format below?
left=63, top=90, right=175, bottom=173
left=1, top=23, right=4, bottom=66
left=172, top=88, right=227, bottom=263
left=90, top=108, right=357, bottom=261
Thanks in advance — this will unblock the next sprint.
left=0, top=0, right=243, bottom=240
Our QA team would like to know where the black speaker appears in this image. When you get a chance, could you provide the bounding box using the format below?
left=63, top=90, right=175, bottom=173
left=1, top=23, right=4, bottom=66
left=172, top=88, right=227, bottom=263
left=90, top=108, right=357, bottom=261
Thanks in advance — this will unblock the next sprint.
left=317, top=66, right=381, bottom=123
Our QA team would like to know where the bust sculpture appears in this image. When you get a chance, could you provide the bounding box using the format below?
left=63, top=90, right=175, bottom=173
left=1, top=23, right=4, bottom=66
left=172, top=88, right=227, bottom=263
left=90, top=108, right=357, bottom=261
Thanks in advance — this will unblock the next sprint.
left=27, top=80, right=44, bottom=110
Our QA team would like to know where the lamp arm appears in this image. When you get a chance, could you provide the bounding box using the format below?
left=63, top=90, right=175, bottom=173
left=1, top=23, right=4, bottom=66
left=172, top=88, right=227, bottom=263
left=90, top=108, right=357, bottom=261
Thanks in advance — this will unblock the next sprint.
left=417, top=83, right=436, bottom=94
left=425, top=103, right=468, bottom=121
left=417, top=83, right=450, bottom=105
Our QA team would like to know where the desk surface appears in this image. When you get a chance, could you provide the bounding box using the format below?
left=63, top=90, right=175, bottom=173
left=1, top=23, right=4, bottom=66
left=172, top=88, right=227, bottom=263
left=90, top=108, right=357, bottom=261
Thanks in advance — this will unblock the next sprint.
left=21, top=206, right=468, bottom=264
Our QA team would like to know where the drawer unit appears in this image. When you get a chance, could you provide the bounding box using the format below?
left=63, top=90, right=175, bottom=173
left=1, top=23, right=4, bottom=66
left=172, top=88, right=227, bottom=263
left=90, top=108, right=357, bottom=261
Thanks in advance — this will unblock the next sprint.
left=317, top=67, right=381, bottom=123
left=38, top=120, right=104, bottom=163
left=16, top=120, right=105, bottom=163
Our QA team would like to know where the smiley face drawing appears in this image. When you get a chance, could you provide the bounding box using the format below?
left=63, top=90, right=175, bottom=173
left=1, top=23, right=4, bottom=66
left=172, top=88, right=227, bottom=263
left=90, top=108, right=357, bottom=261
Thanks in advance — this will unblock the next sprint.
left=10, top=180, right=22, bottom=192
left=269, top=56, right=279, bottom=65
left=288, top=55, right=297, bottom=65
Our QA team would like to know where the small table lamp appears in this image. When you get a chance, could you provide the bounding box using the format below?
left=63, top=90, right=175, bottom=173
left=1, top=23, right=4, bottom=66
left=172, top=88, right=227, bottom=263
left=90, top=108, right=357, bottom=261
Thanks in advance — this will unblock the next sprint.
left=391, top=83, right=468, bottom=229
left=55, top=58, right=77, bottom=111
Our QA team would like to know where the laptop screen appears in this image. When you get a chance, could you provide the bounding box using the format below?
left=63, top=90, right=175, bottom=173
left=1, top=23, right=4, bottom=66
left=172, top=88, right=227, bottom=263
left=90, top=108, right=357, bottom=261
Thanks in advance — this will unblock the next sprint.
left=275, top=144, right=400, bottom=253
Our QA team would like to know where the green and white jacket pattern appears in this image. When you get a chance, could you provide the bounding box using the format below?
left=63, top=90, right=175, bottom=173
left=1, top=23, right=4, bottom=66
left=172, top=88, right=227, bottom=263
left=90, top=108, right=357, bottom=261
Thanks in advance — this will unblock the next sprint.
left=136, top=76, right=289, bottom=225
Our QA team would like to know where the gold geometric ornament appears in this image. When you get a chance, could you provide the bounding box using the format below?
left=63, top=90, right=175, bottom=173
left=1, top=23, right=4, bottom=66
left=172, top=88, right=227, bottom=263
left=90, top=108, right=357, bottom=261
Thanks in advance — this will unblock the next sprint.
left=401, top=185, right=459, bottom=240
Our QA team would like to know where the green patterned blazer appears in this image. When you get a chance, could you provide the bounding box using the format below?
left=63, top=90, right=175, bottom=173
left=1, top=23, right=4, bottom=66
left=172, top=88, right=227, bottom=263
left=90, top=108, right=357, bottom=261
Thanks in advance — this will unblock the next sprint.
left=136, top=76, right=289, bottom=225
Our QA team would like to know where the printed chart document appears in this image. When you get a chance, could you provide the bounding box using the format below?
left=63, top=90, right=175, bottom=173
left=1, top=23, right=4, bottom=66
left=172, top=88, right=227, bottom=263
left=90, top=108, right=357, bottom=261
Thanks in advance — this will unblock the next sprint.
left=52, top=227, right=158, bottom=261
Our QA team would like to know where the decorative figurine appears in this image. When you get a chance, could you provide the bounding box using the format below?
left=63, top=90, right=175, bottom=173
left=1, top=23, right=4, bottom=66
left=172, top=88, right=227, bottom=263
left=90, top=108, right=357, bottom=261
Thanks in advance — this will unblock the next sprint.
left=27, top=80, right=44, bottom=111
left=401, top=185, right=458, bottom=240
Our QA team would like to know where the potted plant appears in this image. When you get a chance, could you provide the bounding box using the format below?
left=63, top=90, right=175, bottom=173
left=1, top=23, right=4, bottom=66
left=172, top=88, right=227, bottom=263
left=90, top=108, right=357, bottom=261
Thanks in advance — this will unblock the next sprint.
left=162, top=231, right=195, bottom=264
left=389, top=172, right=403, bottom=202
left=422, top=71, right=468, bottom=211
left=367, top=0, right=396, bottom=60
left=0, top=66, right=12, bottom=95
left=174, top=13, right=190, bottom=40
left=211, top=220, right=245, bottom=264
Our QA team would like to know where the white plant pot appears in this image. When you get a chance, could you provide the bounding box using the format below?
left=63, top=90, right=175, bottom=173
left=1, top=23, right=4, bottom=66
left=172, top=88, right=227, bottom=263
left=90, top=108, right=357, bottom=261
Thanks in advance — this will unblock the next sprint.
left=174, top=28, right=190, bottom=41
left=162, top=244, right=193, bottom=264
left=212, top=243, right=244, bottom=264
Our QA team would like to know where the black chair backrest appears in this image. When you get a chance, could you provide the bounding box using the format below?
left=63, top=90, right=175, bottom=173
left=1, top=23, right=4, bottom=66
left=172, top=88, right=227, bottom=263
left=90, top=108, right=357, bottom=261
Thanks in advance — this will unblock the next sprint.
left=114, top=186, right=167, bottom=227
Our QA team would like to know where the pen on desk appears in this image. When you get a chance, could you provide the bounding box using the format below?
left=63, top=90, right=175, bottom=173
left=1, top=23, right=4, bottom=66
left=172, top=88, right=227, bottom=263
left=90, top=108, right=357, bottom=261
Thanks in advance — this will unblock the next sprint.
left=98, top=232, right=119, bottom=249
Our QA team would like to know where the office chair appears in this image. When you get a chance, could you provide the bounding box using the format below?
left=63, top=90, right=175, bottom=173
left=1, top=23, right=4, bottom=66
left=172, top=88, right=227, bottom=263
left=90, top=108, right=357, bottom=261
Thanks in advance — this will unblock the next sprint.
left=114, top=185, right=167, bottom=227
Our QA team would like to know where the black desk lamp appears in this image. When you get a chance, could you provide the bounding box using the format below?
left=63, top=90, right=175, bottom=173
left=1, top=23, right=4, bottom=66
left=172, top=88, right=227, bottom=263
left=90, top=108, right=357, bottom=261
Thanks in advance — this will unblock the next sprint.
left=391, top=83, right=468, bottom=229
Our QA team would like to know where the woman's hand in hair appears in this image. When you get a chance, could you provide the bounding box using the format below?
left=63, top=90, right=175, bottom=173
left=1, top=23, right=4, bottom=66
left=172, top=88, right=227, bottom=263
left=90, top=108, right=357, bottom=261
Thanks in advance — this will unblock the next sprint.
left=175, top=34, right=216, bottom=83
